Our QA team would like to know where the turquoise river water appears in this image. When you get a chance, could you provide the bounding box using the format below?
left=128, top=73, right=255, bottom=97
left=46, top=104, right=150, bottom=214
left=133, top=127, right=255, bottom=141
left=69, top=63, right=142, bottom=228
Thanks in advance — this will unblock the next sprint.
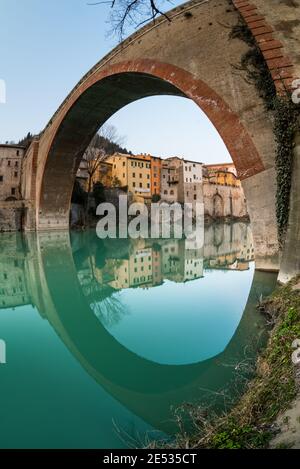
left=0, top=223, right=277, bottom=448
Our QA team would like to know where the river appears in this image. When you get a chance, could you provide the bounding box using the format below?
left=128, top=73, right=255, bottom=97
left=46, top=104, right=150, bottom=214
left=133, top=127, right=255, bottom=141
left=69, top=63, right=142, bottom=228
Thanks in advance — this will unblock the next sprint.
left=0, top=222, right=277, bottom=448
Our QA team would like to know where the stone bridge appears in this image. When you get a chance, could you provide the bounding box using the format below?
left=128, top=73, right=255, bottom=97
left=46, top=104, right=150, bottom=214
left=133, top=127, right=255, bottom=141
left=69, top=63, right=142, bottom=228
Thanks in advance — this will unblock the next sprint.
left=20, top=0, right=300, bottom=279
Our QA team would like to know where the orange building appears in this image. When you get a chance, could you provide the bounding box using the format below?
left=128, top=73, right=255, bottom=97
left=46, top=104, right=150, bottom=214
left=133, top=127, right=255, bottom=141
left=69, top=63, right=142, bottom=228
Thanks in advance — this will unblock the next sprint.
left=134, top=153, right=162, bottom=197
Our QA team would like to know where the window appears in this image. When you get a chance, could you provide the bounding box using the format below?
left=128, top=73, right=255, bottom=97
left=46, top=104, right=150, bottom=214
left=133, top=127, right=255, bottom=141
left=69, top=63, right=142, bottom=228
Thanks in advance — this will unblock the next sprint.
left=11, top=188, right=16, bottom=195
left=194, top=185, right=196, bottom=190
left=193, top=174, right=196, bottom=179
left=193, top=163, right=195, bottom=167
left=15, top=161, right=18, bottom=167
left=194, top=194, right=197, bottom=200
left=186, top=191, right=189, bottom=196
left=16, top=150, right=19, bottom=156
left=147, top=183, right=150, bottom=188
left=189, top=167, right=191, bottom=171
left=132, top=172, right=135, bottom=178
left=0, top=175, right=3, bottom=183
left=123, top=173, right=125, bottom=178
left=139, top=182, right=142, bottom=188
left=164, top=190, right=167, bottom=195
left=139, top=173, right=142, bottom=178
left=170, top=190, right=174, bottom=195
left=14, top=171, right=18, bottom=178
left=163, top=174, right=166, bottom=179
left=154, top=173, right=157, bottom=178
left=7, top=160, right=11, bottom=166
left=185, top=166, right=187, bottom=171
left=133, top=182, right=136, bottom=187
left=123, top=161, right=126, bottom=166
left=147, top=174, right=150, bottom=179
left=154, top=181, right=157, bottom=187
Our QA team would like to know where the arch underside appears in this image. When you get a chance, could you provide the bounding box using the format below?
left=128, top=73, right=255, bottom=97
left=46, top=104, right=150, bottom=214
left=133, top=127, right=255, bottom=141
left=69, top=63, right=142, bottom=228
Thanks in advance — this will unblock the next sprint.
left=39, top=73, right=185, bottom=228
left=34, top=53, right=279, bottom=271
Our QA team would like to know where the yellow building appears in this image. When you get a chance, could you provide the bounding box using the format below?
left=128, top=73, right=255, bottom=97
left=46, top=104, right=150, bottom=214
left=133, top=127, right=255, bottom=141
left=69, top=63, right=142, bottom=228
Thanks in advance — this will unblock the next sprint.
left=106, top=153, right=151, bottom=202
left=110, top=244, right=153, bottom=289
left=204, top=163, right=241, bottom=187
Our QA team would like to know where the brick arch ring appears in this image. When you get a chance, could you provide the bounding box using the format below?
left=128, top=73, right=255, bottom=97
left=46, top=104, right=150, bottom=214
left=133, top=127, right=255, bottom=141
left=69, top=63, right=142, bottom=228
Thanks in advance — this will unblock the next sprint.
left=37, top=58, right=265, bottom=223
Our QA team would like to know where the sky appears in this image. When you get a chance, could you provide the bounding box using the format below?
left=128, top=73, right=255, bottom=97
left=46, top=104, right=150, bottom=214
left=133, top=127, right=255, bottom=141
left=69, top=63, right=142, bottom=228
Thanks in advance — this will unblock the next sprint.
left=0, top=0, right=231, bottom=163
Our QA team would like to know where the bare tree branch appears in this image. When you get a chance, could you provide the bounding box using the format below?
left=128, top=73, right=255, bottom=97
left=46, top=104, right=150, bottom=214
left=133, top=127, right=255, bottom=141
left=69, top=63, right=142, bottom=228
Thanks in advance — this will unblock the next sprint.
left=88, top=0, right=172, bottom=40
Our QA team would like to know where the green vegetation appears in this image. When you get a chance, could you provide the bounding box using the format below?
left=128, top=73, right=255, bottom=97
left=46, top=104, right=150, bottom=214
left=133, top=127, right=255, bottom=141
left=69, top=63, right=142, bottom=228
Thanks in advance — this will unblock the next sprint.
left=230, top=10, right=300, bottom=246
left=160, top=277, right=300, bottom=449
left=152, top=193, right=161, bottom=203
left=93, top=182, right=106, bottom=206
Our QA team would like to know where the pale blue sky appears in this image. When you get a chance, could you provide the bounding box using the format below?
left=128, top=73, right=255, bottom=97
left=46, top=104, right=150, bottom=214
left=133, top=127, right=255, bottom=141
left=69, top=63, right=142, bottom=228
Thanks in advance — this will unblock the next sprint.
left=0, top=0, right=231, bottom=163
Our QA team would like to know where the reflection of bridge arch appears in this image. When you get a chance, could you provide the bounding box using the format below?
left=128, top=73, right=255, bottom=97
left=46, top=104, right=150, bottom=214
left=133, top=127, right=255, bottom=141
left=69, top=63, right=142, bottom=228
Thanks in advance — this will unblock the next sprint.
left=26, top=232, right=276, bottom=432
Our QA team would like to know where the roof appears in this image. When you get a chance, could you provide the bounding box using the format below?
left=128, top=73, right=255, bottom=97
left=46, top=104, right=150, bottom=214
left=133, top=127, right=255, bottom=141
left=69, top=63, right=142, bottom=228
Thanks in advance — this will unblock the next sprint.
left=204, top=163, right=235, bottom=168
left=0, top=144, right=26, bottom=150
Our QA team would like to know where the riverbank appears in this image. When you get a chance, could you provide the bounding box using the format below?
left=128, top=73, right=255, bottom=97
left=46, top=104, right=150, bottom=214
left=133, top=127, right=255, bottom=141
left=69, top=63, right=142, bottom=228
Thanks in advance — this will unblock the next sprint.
left=158, top=275, right=300, bottom=449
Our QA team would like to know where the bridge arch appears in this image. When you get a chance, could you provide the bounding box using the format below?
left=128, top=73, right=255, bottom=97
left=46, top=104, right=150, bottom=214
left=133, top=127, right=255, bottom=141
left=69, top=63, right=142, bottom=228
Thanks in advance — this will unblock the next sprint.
left=22, top=0, right=298, bottom=271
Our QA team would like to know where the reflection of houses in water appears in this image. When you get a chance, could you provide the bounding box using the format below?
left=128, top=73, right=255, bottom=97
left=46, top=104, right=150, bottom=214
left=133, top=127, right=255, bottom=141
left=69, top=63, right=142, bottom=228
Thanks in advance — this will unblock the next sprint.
left=0, top=222, right=255, bottom=310
left=110, top=245, right=153, bottom=289
left=0, top=234, right=30, bottom=308
left=204, top=222, right=254, bottom=270
left=0, top=258, right=29, bottom=308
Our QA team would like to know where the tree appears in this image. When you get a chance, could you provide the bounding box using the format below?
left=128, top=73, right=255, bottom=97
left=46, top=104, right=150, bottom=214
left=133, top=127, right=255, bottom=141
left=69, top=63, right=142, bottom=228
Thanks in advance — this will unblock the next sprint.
left=93, top=124, right=130, bottom=155
left=93, top=181, right=106, bottom=206
left=111, top=175, right=122, bottom=188
left=88, top=0, right=171, bottom=40
left=18, top=132, right=34, bottom=149
left=84, top=134, right=106, bottom=196
left=152, top=193, right=161, bottom=202
left=83, top=124, right=126, bottom=194
left=72, top=179, right=87, bottom=205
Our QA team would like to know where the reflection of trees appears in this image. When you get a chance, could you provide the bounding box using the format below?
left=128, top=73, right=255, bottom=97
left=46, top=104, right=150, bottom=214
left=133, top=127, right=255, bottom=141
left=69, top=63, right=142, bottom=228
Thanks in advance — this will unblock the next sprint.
left=91, top=292, right=128, bottom=328
left=78, top=247, right=128, bottom=327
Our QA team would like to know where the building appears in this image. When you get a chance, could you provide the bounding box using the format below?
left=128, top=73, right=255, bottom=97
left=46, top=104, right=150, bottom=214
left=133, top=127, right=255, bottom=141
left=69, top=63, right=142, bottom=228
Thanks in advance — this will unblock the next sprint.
left=150, top=155, right=162, bottom=196
left=202, top=163, right=248, bottom=219
left=178, top=159, right=203, bottom=205
left=204, top=163, right=238, bottom=177
left=160, top=157, right=203, bottom=206
left=76, top=158, right=89, bottom=191
left=106, top=153, right=152, bottom=202
left=0, top=144, right=25, bottom=200
left=161, top=158, right=179, bottom=203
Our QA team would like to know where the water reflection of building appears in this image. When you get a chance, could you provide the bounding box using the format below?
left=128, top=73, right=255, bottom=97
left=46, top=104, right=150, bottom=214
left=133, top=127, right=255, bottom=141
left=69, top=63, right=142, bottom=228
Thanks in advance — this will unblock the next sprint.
left=0, top=234, right=30, bottom=308
left=0, top=222, right=255, bottom=309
